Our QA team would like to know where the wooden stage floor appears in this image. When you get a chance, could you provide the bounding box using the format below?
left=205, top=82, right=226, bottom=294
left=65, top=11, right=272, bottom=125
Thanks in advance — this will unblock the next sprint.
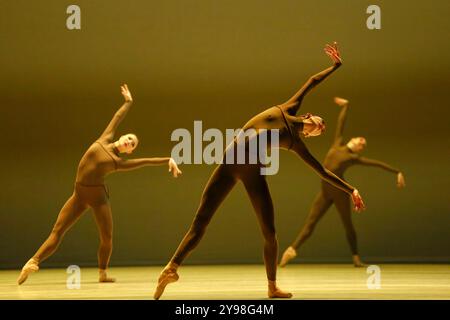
left=1, top=264, right=449, bottom=300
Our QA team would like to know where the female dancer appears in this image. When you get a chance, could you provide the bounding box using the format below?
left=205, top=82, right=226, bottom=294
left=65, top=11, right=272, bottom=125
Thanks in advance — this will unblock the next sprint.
left=280, top=97, right=405, bottom=268
left=18, top=84, right=182, bottom=285
left=154, top=42, right=365, bottom=299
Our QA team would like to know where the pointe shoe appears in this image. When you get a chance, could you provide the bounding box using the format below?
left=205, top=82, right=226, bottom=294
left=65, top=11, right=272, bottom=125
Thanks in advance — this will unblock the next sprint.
left=279, top=246, right=297, bottom=267
left=153, top=268, right=179, bottom=300
left=268, top=288, right=293, bottom=299
left=17, top=259, right=39, bottom=285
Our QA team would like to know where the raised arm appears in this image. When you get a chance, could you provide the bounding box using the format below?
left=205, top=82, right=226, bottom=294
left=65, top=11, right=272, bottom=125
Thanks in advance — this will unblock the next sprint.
left=333, top=97, right=349, bottom=146
left=100, top=84, right=133, bottom=142
left=282, top=42, right=342, bottom=116
left=117, top=157, right=182, bottom=178
left=291, top=141, right=365, bottom=211
left=355, top=157, right=406, bottom=188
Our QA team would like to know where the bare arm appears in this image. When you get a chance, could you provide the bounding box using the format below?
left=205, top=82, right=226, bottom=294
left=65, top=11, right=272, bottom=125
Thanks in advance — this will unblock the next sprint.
left=282, top=42, right=342, bottom=116
left=291, top=141, right=365, bottom=211
left=100, top=84, right=133, bottom=142
left=117, top=157, right=182, bottom=177
left=333, top=97, right=349, bottom=146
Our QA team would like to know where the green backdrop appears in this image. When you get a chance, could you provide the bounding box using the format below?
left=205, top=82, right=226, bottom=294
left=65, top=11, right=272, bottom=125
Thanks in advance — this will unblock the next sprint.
left=1, top=0, right=449, bottom=268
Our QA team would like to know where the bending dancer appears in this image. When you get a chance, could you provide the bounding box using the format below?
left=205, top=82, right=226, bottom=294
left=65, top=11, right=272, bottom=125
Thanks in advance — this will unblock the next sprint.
left=280, top=97, right=405, bottom=268
left=154, top=42, right=365, bottom=299
left=18, top=84, right=182, bottom=285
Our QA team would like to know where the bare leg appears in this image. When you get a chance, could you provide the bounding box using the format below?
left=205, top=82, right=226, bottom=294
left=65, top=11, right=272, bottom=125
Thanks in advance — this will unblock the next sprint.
left=334, top=194, right=365, bottom=267
left=280, top=191, right=332, bottom=267
left=243, top=173, right=292, bottom=299
left=154, top=165, right=237, bottom=299
left=92, top=202, right=115, bottom=282
left=18, top=193, right=87, bottom=284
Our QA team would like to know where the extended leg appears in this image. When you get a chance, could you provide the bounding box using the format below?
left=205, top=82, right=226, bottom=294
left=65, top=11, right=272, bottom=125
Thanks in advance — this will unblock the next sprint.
left=243, top=173, right=292, bottom=299
left=280, top=191, right=332, bottom=267
left=154, top=165, right=237, bottom=299
left=334, top=193, right=365, bottom=267
left=92, top=202, right=115, bottom=282
left=18, top=193, right=87, bottom=285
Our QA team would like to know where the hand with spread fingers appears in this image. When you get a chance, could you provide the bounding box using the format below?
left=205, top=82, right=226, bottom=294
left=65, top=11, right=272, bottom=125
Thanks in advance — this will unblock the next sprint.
left=352, top=189, right=366, bottom=213
left=324, top=41, right=342, bottom=66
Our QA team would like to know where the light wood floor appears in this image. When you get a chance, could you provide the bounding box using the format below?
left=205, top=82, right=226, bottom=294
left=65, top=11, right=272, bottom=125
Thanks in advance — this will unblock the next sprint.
left=1, top=264, right=449, bottom=300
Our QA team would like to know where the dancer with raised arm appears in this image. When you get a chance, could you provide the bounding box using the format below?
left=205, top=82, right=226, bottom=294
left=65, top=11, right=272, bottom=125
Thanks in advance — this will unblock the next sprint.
left=18, top=84, right=182, bottom=285
left=280, top=97, right=405, bottom=268
left=154, top=42, right=365, bottom=299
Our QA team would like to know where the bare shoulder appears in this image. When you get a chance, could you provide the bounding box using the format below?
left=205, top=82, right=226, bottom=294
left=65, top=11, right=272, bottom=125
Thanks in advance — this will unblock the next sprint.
left=279, top=101, right=300, bottom=116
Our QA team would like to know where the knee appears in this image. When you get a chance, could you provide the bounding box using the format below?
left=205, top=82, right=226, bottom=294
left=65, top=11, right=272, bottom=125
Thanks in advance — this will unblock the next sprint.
left=189, top=216, right=209, bottom=240
left=302, top=223, right=316, bottom=238
left=200, top=187, right=219, bottom=206
left=50, top=225, right=65, bottom=240
left=100, top=234, right=113, bottom=247
left=262, top=227, right=277, bottom=243
left=191, top=206, right=214, bottom=233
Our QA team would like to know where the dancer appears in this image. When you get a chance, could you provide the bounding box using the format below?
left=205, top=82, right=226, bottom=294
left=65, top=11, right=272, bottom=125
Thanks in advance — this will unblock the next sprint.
left=18, top=84, right=182, bottom=285
left=154, top=42, right=365, bottom=299
left=280, top=97, right=405, bottom=268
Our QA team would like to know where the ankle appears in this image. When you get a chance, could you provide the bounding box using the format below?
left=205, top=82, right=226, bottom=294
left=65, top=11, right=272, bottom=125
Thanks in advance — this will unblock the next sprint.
left=24, top=258, right=39, bottom=268
left=166, top=261, right=179, bottom=272
left=268, top=280, right=277, bottom=291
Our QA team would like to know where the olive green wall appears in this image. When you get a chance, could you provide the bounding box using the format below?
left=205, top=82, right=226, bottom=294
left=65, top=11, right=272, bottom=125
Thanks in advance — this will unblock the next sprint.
left=1, top=0, right=449, bottom=268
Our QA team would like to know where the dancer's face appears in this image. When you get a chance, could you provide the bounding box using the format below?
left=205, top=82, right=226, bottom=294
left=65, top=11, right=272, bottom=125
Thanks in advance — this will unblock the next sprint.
left=348, top=137, right=366, bottom=153
left=301, top=113, right=325, bottom=137
left=116, top=134, right=139, bottom=154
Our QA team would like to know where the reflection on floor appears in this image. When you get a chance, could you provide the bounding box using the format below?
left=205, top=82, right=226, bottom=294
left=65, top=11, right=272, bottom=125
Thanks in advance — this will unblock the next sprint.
left=1, top=264, right=449, bottom=300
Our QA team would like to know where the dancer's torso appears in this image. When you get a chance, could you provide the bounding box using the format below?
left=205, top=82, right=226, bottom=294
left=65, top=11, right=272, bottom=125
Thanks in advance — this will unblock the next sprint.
left=76, top=140, right=119, bottom=185
left=219, top=106, right=302, bottom=176
left=238, top=106, right=300, bottom=150
left=323, top=145, right=359, bottom=178
left=322, top=145, right=359, bottom=195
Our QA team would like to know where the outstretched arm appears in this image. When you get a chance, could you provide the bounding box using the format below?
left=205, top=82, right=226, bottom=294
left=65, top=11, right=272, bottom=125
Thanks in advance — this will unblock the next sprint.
left=291, top=141, right=365, bottom=211
left=355, top=157, right=406, bottom=188
left=333, top=97, right=349, bottom=146
left=282, top=42, right=342, bottom=116
left=356, top=157, right=399, bottom=173
left=100, top=84, right=133, bottom=142
left=117, top=157, right=182, bottom=177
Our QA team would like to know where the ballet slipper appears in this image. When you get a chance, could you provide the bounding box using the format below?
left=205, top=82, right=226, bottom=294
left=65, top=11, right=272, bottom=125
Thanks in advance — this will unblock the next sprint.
left=268, top=280, right=293, bottom=299
left=17, top=258, right=39, bottom=285
left=99, top=269, right=116, bottom=282
left=153, top=263, right=179, bottom=300
left=279, top=246, right=297, bottom=267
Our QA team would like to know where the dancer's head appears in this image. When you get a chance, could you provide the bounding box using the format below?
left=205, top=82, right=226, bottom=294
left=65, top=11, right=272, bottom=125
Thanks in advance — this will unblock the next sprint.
left=347, top=137, right=366, bottom=153
left=301, top=113, right=325, bottom=138
left=115, top=133, right=139, bottom=154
